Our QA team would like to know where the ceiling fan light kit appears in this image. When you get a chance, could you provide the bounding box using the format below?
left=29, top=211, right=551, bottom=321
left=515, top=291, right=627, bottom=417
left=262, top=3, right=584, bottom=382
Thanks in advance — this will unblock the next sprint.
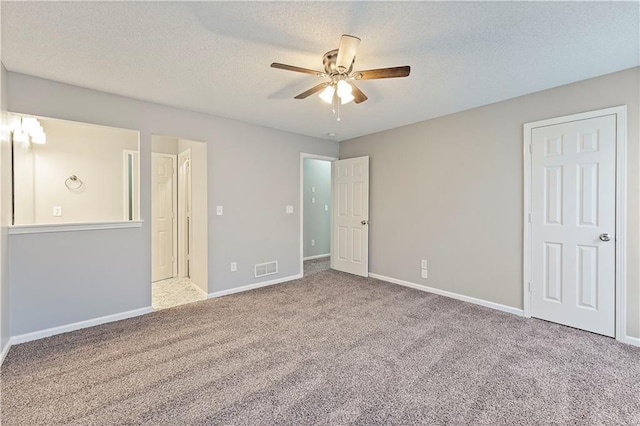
left=271, top=34, right=411, bottom=121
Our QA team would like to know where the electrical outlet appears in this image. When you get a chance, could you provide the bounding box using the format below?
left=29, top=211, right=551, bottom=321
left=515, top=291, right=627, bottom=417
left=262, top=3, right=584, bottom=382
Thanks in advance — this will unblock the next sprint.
left=230, top=262, right=237, bottom=272
left=421, top=259, right=427, bottom=269
left=421, top=269, right=428, bottom=279
left=311, top=197, right=315, bottom=204
left=311, top=239, right=315, bottom=246
left=52, top=206, right=62, bottom=217
left=311, top=186, right=315, bottom=193
left=286, top=205, right=293, bottom=214
left=325, top=205, right=329, bottom=211
left=216, top=206, right=223, bottom=216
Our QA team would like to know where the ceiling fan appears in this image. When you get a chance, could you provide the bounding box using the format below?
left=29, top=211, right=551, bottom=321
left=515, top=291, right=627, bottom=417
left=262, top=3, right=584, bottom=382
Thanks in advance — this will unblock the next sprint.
left=271, top=34, right=410, bottom=120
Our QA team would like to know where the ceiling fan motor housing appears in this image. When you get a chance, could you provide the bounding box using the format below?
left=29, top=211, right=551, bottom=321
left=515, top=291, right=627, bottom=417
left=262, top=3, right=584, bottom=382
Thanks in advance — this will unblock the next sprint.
left=323, top=49, right=354, bottom=75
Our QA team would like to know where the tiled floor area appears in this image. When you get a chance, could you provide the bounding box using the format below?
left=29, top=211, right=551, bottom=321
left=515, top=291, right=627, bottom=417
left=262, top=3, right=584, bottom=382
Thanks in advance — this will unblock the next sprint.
left=152, top=277, right=206, bottom=310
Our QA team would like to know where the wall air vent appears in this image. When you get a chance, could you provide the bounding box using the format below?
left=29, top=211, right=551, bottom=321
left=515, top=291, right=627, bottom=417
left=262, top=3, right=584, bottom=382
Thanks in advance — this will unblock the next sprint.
left=255, top=261, right=278, bottom=278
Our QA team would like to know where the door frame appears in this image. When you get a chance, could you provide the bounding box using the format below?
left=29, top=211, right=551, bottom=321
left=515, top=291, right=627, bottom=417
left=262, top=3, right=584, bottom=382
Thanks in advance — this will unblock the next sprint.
left=122, top=150, right=140, bottom=221
left=523, top=105, right=628, bottom=343
left=299, top=153, right=338, bottom=276
left=178, top=149, right=191, bottom=278
left=152, top=152, right=178, bottom=280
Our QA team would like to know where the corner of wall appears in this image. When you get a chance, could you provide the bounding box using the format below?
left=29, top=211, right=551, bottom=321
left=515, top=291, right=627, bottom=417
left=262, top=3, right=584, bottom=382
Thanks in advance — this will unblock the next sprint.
left=0, top=60, right=14, bottom=361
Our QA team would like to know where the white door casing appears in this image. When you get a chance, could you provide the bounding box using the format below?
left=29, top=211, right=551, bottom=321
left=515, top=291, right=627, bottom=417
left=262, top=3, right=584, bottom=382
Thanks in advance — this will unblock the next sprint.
left=524, top=106, right=628, bottom=342
left=123, top=150, right=139, bottom=221
left=178, top=149, right=191, bottom=278
left=152, top=153, right=177, bottom=282
left=331, top=156, right=369, bottom=277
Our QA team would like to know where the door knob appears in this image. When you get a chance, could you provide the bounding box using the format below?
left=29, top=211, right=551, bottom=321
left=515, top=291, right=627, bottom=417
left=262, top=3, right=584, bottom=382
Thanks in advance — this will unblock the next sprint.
left=599, top=233, right=611, bottom=242
left=361, top=220, right=369, bottom=225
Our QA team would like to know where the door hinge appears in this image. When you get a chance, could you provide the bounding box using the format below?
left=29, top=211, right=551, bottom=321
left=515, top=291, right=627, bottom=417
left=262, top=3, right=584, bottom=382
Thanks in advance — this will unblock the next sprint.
left=529, top=144, right=533, bottom=154
left=528, top=282, right=532, bottom=293
left=528, top=213, right=533, bottom=223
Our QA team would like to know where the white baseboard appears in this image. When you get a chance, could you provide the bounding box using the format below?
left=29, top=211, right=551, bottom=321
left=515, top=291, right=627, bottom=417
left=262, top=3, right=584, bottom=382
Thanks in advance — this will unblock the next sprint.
left=369, top=273, right=524, bottom=317
left=208, top=274, right=302, bottom=299
left=619, top=334, right=640, bottom=347
left=189, top=281, right=208, bottom=298
left=10, top=306, right=154, bottom=346
left=303, top=254, right=330, bottom=261
left=0, top=339, right=11, bottom=366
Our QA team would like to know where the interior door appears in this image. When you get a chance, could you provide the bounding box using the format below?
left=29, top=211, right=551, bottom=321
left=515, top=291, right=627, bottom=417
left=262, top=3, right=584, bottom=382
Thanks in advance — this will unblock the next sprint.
left=530, top=114, right=616, bottom=336
left=152, top=153, right=177, bottom=282
left=331, top=156, right=369, bottom=277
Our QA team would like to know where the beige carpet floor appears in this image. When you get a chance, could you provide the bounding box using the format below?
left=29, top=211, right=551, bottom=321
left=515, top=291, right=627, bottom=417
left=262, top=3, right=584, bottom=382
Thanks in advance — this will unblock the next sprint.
left=2, top=269, right=639, bottom=425
left=303, top=257, right=330, bottom=276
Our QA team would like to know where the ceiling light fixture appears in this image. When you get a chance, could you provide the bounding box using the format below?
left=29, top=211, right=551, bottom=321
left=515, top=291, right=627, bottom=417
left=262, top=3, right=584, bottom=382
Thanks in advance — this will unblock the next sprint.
left=319, top=79, right=355, bottom=106
left=271, top=34, right=411, bottom=122
left=318, top=77, right=356, bottom=121
left=319, top=85, right=335, bottom=104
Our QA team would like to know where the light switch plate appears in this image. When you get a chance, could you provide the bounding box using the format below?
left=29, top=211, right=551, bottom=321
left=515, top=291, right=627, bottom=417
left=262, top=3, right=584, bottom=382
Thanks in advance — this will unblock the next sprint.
left=311, top=186, right=315, bottom=193
left=311, top=239, right=315, bottom=246
left=286, top=205, right=293, bottom=214
left=421, top=259, right=427, bottom=269
left=325, top=205, right=329, bottom=211
left=311, top=197, right=315, bottom=204
left=421, top=269, right=428, bottom=279
left=216, top=206, right=223, bottom=216
left=230, top=262, right=237, bottom=272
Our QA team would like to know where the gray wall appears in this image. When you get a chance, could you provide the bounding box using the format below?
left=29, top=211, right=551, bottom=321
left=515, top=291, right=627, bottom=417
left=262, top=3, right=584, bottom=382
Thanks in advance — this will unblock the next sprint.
left=152, top=134, right=179, bottom=155
left=0, top=63, right=11, bottom=352
left=303, top=159, right=331, bottom=258
left=7, top=72, right=338, bottom=336
left=10, top=228, right=148, bottom=335
left=340, top=67, right=640, bottom=339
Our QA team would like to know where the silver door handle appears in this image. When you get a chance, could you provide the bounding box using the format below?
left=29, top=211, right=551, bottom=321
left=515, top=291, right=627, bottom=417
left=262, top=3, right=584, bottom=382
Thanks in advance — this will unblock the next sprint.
left=361, top=220, right=369, bottom=225
left=599, top=233, right=611, bottom=242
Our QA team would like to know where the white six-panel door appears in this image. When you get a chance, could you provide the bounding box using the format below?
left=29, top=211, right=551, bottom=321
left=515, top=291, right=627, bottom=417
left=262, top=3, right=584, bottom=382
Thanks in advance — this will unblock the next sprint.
left=152, top=153, right=177, bottom=282
left=531, top=114, right=616, bottom=336
left=331, top=156, right=369, bottom=277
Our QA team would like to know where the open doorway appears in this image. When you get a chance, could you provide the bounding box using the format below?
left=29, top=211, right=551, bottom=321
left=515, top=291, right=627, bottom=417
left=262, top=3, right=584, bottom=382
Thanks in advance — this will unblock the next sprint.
left=151, top=135, right=208, bottom=309
left=300, top=154, right=337, bottom=276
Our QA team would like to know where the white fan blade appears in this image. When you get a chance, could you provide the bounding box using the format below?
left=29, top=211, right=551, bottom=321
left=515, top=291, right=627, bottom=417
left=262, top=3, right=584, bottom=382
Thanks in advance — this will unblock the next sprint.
left=336, top=35, right=360, bottom=72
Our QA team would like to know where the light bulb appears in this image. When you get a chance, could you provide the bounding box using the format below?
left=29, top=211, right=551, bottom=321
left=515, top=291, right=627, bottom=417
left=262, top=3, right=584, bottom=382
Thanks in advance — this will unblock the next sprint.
left=31, top=131, right=46, bottom=145
left=21, top=117, right=39, bottom=134
left=319, top=85, right=335, bottom=104
left=340, top=92, right=355, bottom=104
left=336, top=80, right=352, bottom=98
left=12, top=131, right=29, bottom=145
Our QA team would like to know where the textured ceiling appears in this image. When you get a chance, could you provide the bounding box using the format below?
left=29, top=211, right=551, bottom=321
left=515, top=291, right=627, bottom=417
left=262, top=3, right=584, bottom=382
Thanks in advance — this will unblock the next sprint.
left=2, top=1, right=639, bottom=141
